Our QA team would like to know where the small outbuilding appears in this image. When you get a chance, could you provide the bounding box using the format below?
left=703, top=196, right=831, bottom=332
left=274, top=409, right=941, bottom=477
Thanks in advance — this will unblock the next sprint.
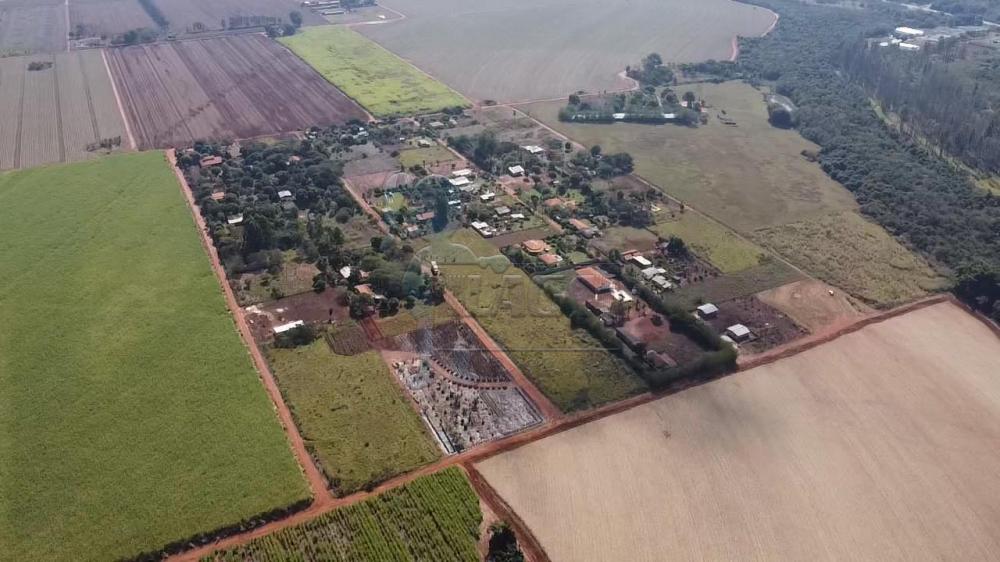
left=278, top=190, right=293, bottom=199
left=696, top=303, right=719, bottom=319
left=508, top=165, right=525, bottom=176
left=725, top=324, right=752, bottom=342
left=273, top=320, right=304, bottom=335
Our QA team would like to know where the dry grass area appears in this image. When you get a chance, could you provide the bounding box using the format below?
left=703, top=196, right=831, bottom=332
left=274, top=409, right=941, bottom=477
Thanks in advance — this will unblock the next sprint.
left=478, top=302, right=1000, bottom=562
left=360, top=0, right=775, bottom=102
left=756, top=279, right=869, bottom=332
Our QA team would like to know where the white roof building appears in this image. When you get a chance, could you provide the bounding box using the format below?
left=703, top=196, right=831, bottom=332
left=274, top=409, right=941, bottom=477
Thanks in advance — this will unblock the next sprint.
left=273, top=320, right=305, bottom=334
left=651, top=275, right=675, bottom=291
left=278, top=190, right=293, bottom=199
left=641, top=266, right=666, bottom=280
left=508, top=165, right=525, bottom=176
left=696, top=303, right=719, bottom=318
left=339, top=266, right=352, bottom=279
left=895, top=26, right=924, bottom=37
left=630, top=255, right=652, bottom=267
left=611, top=288, right=634, bottom=303
left=510, top=213, right=525, bottom=220
left=899, top=42, right=921, bottom=51
left=521, top=145, right=545, bottom=155
left=495, top=206, right=511, bottom=216
left=662, top=113, right=677, bottom=120
left=448, top=177, right=471, bottom=187
left=471, top=221, right=494, bottom=237
left=451, top=168, right=473, bottom=178
left=613, top=113, right=627, bottom=120
left=227, top=214, right=244, bottom=225
left=726, top=324, right=752, bottom=341
left=480, top=192, right=495, bottom=201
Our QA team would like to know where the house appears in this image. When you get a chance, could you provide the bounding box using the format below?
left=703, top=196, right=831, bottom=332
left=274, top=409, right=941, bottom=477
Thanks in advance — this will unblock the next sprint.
left=273, top=320, right=304, bottom=335
left=354, top=284, right=376, bottom=297
left=576, top=266, right=613, bottom=293
left=200, top=155, right=223, bottom=167
left=210, top=191, right=226, bottom=202
left=611, top=288, right=634, bottom=303
left=428, top=120, right=445, bottom=129
left=459, top=184, right=477, bottom=194
left=451, top=168, right=473, bottom=178
left=339, top=266, right=352, bottom=279
left=651, top=275, right=675, bottom=291
left=416, top=211, right=436, bottom=222
left=471, top=221, right=494, bottom=237
left=448, top=199, right=461, bottom=206
left=448, top=177, right=471, bottom=188
left=630, top=255, right=652, bottom=267
left=662, top=113, right=676, bottom=120
left=495, top=206, right=511, bottom=217
left=568, top=218, right=592, bottom=232
left=287, top=155, right=301, bottom=165
left=508, top=165, right=525, bottom=176
left=613, top=112, right=626, bottom=120
left=726, top=323, right=752, bottom=342
left=539, top=253, right=563, bottom=266
left=479, top=192, right=495, bottom=202
left=227, top=214, right=244, bottom=225
left=894, top=26, right=924, bottom=38
left=522, top=239, right=547, bottom=254
left=696, top=303, right=719, bottom=319
left=521, top=145, right=545, bottom=155
left=278, top=190, right=293, bottom=199
left=416, top=138, right=433, bottom=148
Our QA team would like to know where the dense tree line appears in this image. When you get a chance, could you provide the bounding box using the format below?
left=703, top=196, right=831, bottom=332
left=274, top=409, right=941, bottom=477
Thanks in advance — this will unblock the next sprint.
left=727, top=0, right=1000, bottom=321
left=840, top=35, right=1000, bottom=174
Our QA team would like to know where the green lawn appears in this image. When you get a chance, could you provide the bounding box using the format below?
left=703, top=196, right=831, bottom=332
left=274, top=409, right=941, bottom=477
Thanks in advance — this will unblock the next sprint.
left=422, top=230, right=646, bottom=412
left=0, top=152, right=309, bottom=561
left=203, top=467, right=482, bottom=562
left=280, top=26, right=468, bottom=117
left=399, top=145, right=458, bottom=168
left=268, top=344, right=440, bottom=496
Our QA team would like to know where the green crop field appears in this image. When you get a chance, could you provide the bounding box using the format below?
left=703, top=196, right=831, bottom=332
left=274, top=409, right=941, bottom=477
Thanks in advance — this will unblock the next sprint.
left=268, top=344, right=440, bottom=496
left=203, top=467, right=482, bottom=562
left=0, top=153, right=309, bottom=561
left=752, top=211, right=947, bottom=307
left=422, top=230, right=646, bottom=412
left=650, top=212, right=768, bottom=273
left=280, top=26, right=468, bottom=117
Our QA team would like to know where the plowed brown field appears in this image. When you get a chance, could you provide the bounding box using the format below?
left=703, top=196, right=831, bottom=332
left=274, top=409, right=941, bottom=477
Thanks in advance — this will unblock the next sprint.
left=106, top=34, right=367, bottom=149
left=478, top=302, right=1000, bottom=561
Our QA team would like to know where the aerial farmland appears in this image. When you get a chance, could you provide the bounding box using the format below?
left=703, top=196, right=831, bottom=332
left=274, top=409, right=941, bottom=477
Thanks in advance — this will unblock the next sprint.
left=0, top=0, right=66, bottom=55
left=477, top=302, right=1000, bottom=562
left=105, top=34, right=368, bottom=149
left=359, top=0, right=777, bottom=102
left=0, top=50, right=127, bottom=170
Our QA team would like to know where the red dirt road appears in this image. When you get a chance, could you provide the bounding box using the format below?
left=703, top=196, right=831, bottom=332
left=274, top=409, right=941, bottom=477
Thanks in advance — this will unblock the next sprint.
left=167, top=149, right=331, bottom=501
left=444, top=289, right=563, bottom=421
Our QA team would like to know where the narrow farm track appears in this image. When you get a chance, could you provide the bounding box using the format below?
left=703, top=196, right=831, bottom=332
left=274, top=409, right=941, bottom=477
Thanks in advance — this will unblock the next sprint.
left=101, top=49, right=136, bottom=150
left=464, top=464, right=551, bottom=562
left=166, top=149, right=332, bottom=502
left=52, top=62, right=66, bottom=162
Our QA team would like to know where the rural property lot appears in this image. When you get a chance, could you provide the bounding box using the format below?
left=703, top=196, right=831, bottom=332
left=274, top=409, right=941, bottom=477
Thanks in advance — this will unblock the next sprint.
left=106, top=34, right=367, bottom=149
left=0, top=0, right=66, bottom=55
left=359, top=0, right=776, bottom=103
left=0, top=50, right=127, bottom=170
left=280, top=25, right=468, bottom=118
left=478, top=302, right=1000, bottom=562
left=0, top=152, right=309, bottom=561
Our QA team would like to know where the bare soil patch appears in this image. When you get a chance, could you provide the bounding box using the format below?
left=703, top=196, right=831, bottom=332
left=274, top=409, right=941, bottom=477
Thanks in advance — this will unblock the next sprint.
left=478, top=302, right=1000, bottom=562
left=756, top=279, right=869, bottom=333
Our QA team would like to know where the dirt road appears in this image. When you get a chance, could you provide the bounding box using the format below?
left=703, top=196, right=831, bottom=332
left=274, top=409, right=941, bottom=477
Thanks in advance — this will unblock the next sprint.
left=443, top=289, right=563, bottom=420
left=167, top=149, right=331, bottom=501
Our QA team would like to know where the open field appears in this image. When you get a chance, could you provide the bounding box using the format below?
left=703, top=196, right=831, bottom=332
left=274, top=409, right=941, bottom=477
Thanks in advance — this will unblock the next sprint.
left=68, top=0, right=155, bottom=42
left=524, top=81, right=858, bottom=233
left=360, top=0, right=775, bottom=103
left=156, top=0, right=326, bottom=35
left=668, top=258, right=805, bottom=309
left=756, top=279, right=870, bottom=333
left=478, top=302, right=1000, bottom=562
left=0, top=0, right=65, bottom=55
left=752, top=211, right=947, bottom=307
left=398, top=145, right=459, bottom=169
left=280, top=26, right=468, bottom=118
left=203, top=468, right=482, bottom=562
left=0, top=51, right=127, bottom=170
left=0, top=152, right=308, bottom=561
left=649, top=212, right=768, bottom=273
left=106, top=34, right=367, bottom=149
left=423, top=230, right=646, bottom=412
left=268, top=344, right=440, bottom=496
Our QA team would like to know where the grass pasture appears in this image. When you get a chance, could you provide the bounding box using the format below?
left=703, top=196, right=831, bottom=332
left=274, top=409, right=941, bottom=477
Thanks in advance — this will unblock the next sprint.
left=281, top=26, right=468, bottom=117
left=525, top=81, right=858, bottom=233
left=398, top=145, right=459, bottom=169
left=0, top=153, right=308, bottom=561
left=423, top=230, right=646, bottom=412
left=268, top=344, right=440, bottom=496
left=478, top=302, right=1000, bottom=561
left=752, top=211, right=946, bottom=307
left=650, top=212, right=767, bottom=273
left=203, top=467, right=482, bottom=562
left=359, top=0, right=775, bottom=102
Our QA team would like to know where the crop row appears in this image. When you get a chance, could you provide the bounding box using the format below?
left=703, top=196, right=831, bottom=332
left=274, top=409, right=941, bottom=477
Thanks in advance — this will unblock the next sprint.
left=204, top=468, right=482, bottom=562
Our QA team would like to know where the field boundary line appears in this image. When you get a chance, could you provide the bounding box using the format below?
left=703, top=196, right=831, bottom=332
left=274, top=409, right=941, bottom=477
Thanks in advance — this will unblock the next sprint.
left=165, top=149, right=331, bottom=499
left=463, top=464, right=552, bottom=562
left=730, top=7, right=779, bottom=61
left=102, top=49, right=137, bottom=151
left=53, top=58, right=67, bottom=163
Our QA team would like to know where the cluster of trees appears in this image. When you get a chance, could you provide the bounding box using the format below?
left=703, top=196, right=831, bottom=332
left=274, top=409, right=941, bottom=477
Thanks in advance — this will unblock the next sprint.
left=725, top=0, right=1000, bottom=322
left=839, top=35, right=1000, bottom=174
left=487, top=523, right=525, bottom=562
left=626, top=53, right=675, bottom=86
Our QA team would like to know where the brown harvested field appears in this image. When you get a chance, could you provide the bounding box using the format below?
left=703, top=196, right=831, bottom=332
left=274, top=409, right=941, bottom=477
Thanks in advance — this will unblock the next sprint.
left=106, top=34, right=367, bottom=149
left=0, top=50, right=127, bottom=170
left=156, top=0, right=326, bottom=35
left=360, top=0, right=776, bottom=103
left=0, top=0, right=66, bottom=55
left=478, top=302, right=1000, bottom=562
left=756, top=279, right=870, bottom=333
left=69, top=0, right=155, bottom=41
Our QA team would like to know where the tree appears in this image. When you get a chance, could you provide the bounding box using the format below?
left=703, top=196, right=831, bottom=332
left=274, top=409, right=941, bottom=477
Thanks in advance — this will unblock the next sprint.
left=289, top=10, right=302, bottom=27
left=768, top=105, right=795, bottom=129
left=487, top=523, right=525, bottom=562
left=590, top=145, right=602, bottom=157
left=667, top=235, right=689, bottom=257
left=568, top=94, right=581, bottom=106
left=432, top=194, right=450, bottom=232
left=682, top=91, right=696, bottom=104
